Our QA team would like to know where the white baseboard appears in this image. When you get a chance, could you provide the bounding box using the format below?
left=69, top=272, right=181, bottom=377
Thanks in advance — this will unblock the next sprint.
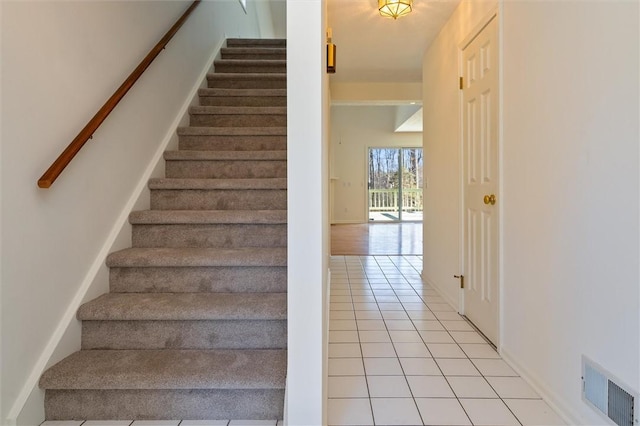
left=500, top=346, right=586, bottom=426
left=7, top=38, right=224, bottom=426
left=421, top=272, right=460, bottom=312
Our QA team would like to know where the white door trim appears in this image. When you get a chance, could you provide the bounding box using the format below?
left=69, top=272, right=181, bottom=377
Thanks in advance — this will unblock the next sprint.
left=457, top=6, right=503, bottom=350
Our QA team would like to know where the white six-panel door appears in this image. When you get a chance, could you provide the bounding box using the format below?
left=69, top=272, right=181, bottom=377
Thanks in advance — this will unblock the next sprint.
left=462, top=15, right=499, bottom=345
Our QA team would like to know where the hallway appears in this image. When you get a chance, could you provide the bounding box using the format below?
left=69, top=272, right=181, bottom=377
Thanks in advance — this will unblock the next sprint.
left=327, top=255, right=566, bottom=426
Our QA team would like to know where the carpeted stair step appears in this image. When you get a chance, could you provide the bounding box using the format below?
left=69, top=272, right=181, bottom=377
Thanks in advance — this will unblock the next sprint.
left=207, top=73, right=286, bottom=89
left=132, top=222, right=286, bottom=248
left=227, top=38, right=286, bottom=48
left=221, top=47, right=286, bottom=61
left=130, top=209, right=287, bottom=248
left=106, top=247, right=287, bottom=268
left=198, top=88, right=286, bottom=107
left=79, top=293, right=286, bottom=350
left=40, top=349, right=286, bottom=420
left=129, top=209, right=287, bottom=224
left=79, top=293, right=287, bottom=321
left=214, top=59, right=286, bottom=74
left=189, top=106, right=286, bottom=127
left=178, top=127, right=287, bottom=151
left=82, top=319, right=287, bottom=350
left=164, top=150, right=286, bottom=179
left=110, top=265, right=287, bottom=293
left=149, top=178, right=287, bottom=210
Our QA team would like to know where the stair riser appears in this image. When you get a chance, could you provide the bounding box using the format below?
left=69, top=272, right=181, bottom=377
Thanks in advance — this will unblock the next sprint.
left=221, top=52, right=286, bottom=60
left=45, top=389, right=284, bottom=420
left=82, top=320, right=287, bottom=350
left=215, top=64, right=286, bottom=74
left=165, top=160, right=287, bottom=179
left=199, top=96, right=286, bottom=107
left=190, top=114, right=286, bottom=127
left=150, top=189, right=287, bottom=210
left=208, top=79, right=286, bottom=90
left=110, top=266, right=287, bottom=293
left=132, top=224, right=287, bottom=248
left=178, top=136, right=286, bottom=151
left=227, top=39, right=286, bottom=48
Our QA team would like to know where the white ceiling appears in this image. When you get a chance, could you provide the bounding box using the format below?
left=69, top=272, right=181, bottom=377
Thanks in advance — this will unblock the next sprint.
left=327, top=0, right=460, bottom=83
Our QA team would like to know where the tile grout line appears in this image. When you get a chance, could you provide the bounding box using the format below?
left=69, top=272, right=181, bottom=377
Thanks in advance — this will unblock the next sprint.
left=376, top=255, right=431, bottom=425
left=348, top=256, right=375, bottom=424
left=370, top=255, right=425, bottom=426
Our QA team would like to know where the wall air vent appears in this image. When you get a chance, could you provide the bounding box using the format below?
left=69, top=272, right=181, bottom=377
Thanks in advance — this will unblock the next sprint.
left=582, top=356, right=637, bottom=426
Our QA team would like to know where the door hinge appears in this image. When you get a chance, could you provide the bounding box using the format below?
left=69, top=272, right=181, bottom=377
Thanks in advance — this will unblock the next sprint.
left=459, top=76, right=463, bottom=90
left=454, top=275, right=464, bottom=289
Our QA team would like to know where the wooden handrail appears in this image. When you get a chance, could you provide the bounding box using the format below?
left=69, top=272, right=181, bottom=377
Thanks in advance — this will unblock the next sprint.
left=38, top=0, right=201, bottom=188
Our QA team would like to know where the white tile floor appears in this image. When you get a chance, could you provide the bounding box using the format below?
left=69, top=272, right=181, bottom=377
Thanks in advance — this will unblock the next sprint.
left=328, top=255, right=566, bottom=426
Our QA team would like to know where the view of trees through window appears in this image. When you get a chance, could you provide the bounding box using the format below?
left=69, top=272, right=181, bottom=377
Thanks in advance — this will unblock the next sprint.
left=368, top=147, right=423, bottom=221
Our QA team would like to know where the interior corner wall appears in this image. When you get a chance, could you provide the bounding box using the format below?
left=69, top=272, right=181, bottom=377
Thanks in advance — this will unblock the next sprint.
left=0, top=1, right=267, bottom=423
left=330, top=106, right=422, bottom=224
left=286, top=0, right=328, bottom=424
left=501, top=2, right=639, bottom=423
left=421, top=0, right=497, bottom=307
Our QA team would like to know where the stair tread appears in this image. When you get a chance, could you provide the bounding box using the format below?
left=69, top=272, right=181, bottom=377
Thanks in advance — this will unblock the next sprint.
left=129, top=210, right=287, bottom=225
left=227, top=38, right=286, bottom=44
left=207, top=73, right=286, bottom=80
left=221, top=47, right=286, bottom=54
left=39, top=349, right=286, bottom=390
left=190, top=106, right=286, bottom=115
left=164, top=150, right=286, bottom=161
left=106, top=247, right=287, bottom=267
left=148, top=178, right=287, bottom=190
left=215, top=59, right=286, bottom=65
left=177, top=126, right=286, bottom=136
left=78, top=293, right=287, bottom=321
left=198, top=88, right=286, bottom=97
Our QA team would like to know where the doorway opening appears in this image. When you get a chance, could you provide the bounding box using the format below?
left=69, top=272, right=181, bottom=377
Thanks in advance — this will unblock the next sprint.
left=368, top=147, right=423, bottom=222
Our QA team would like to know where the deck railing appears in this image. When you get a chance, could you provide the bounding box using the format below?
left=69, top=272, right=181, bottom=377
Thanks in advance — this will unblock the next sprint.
left=369, top=188, right=423, bottom=212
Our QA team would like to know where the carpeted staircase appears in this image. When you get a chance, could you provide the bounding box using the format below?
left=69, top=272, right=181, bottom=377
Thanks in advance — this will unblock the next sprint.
left=39, top=38, right=287, bottom=421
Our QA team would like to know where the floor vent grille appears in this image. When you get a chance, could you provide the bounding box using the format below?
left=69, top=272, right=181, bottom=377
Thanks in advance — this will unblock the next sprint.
left=582, top=356, right=636, bottom=426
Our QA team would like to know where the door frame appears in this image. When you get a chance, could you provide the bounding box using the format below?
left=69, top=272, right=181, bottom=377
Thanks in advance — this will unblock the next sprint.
left=457, top=6, right=504, bottom=349
left=365, top=146, right=424, bottom=223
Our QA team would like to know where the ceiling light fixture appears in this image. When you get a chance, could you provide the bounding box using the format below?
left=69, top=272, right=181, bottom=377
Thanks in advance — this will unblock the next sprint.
left=378, top=0, right=413, bottom=19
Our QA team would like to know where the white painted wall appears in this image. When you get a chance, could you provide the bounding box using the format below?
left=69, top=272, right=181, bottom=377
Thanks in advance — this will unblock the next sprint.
left=286, top=0, right=329, bottom=424
left=331, top=106, right=422, bottom=224
left=423, top=0, right=639, bottom=423
left=268, top=0, right=287, bottom=39
left=421, top=0, right=498, bottom=307
left=501, top=2, right=639, bottom=423
left=330, top=82, right=422, bottom=105
left=0, top=1, right=277, bottom=423
left=256, top=0, right=287, bottom=40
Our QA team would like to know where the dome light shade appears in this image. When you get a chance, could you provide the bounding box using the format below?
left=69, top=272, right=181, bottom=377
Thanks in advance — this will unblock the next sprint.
left=378, top=0, right=413, bottom=19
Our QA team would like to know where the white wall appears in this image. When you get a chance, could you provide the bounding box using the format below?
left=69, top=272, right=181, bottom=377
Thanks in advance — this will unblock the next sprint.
left=0, top=1, right=275, bottom=423
left=286, top=0, right=329, bottom=424
left=421, top=0, right=498, bottom=307
left=331, top=106, right=422, bottom=223
left=330, top=82, right=422, bottom=105
left=501, top=2, right=639, bottom=423
left=423, top=0, right=639, bottom=423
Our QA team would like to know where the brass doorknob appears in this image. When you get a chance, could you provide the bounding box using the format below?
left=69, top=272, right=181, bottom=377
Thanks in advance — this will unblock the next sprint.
left=483, top=194, right=496, bottom=205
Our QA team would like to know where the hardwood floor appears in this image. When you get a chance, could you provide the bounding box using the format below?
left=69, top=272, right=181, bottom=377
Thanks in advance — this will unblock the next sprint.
left=330, top=222, right=422, bottom=256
